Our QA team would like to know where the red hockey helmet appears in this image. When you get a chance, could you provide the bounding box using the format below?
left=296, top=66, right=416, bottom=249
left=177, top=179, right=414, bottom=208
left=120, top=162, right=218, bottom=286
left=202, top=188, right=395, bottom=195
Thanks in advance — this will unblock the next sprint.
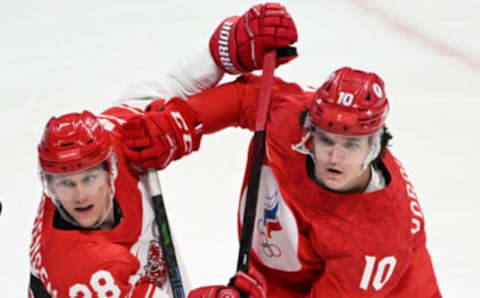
left=309, top=67, right=389, bottom=136
left=38, top=111, right=113, bottom=174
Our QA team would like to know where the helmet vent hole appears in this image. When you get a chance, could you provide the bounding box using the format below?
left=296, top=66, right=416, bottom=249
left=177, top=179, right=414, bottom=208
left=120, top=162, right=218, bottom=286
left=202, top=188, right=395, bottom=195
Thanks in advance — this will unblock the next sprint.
left=325, top=83, right=331, bottom=92
left=77, top=163, right=83, bottom=168
left=62, top=166, right=67, bottom=171
left=87, top=139, right=94, bottom=144
left=328, top=122, right=333, bottom=127
left=343, top=126, right=348, bottom=131
left=366, top=93, right=371, bottom=101
left=61, top=142, right=74, bottom=147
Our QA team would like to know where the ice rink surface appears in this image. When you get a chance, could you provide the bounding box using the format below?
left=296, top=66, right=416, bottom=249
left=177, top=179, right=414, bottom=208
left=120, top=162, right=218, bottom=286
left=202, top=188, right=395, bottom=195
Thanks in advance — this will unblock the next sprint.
left=1, top=0, right=479, bottom=296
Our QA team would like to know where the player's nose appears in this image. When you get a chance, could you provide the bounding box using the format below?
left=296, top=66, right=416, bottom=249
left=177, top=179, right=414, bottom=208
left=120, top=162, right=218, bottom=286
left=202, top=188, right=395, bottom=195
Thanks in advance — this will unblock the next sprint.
left=73, top=184, right=89, bottom=203
left=328, top=145, right=345, bottom=163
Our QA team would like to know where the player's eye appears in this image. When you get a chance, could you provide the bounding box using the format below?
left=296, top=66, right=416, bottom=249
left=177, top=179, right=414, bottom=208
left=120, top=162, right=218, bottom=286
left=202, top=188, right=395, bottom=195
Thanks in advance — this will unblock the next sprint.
left=59, top=180, right=75, bottom=188
left=344, top=141, right=360, bottom=149
left=319, top=136, right=334, bottom=146
left=82, top=175, right=97, bottom=184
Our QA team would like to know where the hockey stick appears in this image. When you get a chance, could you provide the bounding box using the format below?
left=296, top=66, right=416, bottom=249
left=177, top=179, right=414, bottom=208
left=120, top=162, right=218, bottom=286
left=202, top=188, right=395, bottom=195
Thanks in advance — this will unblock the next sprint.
left=147, top=169, right=185, bottom=298
left=231, top=47, right=296, bottom=297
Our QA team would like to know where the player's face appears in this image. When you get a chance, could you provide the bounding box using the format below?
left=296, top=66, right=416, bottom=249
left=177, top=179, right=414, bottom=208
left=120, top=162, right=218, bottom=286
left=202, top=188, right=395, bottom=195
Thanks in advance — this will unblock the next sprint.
left=49, top=165, right=113, bottom=229
left=312, top=130, right=371, bottom=192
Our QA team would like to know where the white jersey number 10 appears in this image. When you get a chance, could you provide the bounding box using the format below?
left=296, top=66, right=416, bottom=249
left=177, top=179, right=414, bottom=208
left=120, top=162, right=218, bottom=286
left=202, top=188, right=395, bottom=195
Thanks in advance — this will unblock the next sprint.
left=359, top=255, right=397, bottom=291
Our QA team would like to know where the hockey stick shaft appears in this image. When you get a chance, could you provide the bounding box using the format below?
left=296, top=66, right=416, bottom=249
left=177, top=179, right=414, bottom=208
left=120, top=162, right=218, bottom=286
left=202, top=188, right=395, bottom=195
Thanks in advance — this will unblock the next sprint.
left=235, top=50, right=276, bottom=275
left=147, top=169, right=185, bottom=298
left=232, top=48, right=296, bottom=298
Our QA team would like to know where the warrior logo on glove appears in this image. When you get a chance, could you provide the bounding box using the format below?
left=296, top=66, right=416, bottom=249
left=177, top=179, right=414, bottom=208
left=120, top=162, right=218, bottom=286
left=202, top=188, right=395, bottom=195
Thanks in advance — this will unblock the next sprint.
left=210, top=2, right=298, bottom=74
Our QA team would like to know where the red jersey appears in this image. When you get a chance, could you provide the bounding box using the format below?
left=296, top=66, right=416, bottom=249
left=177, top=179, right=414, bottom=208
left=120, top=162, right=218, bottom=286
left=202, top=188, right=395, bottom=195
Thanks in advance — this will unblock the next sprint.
left=29, top=104, right=188, bottom=298
left=188, top=75, right=441, bottom=297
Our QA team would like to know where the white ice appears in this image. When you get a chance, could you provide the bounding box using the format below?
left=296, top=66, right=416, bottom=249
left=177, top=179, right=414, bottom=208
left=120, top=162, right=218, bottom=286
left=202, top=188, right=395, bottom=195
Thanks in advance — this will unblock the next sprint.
left=1, top=0, right=479, bottom=296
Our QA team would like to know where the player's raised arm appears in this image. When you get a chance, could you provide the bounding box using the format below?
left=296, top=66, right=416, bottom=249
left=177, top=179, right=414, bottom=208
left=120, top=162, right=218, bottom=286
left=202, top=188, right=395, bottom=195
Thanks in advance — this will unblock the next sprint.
left=121, top=2, right=298, bottom=174
left=116, top=45, right=224, bottom=110
left=118, top=0, right=297, bottom=112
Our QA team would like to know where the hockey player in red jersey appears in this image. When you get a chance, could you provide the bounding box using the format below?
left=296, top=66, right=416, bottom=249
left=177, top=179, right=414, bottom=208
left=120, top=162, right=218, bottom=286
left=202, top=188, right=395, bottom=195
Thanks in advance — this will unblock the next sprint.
left=183, top=73, right=442, bottom=298
left=28, top=3, right=298, bottom=297
left=122, top=5, right=442, bottom=298
left=30, top=99, right=202, bottom=297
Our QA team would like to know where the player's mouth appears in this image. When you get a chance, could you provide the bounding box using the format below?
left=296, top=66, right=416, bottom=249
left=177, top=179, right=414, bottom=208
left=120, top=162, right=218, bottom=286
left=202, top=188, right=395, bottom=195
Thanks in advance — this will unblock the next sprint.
left=75, top=205, right=94, bottom=213
left=326, top=167, right=342, bottom=175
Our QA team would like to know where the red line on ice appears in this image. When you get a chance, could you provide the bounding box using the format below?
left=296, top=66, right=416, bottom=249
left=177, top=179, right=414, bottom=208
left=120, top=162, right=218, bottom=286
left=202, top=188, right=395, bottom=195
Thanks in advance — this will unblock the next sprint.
left=346, top=0, right=480, bottom=72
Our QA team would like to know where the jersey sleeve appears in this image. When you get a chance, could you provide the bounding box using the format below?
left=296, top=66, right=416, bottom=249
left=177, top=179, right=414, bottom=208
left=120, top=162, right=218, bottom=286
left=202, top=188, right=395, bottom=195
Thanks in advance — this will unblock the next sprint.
left=97, top=48, right=224, bottom=133
left=98, top=103, right=144, bottom=133
left=187, top=74, right=307, bottom=134
left=187, top=74, right=265, bottom=134
left=116, top=47, right=224, bottom=110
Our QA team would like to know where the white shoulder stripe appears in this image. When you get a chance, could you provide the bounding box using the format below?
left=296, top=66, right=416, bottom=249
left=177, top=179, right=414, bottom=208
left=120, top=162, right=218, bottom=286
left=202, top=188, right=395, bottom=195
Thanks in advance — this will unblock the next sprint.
left=98, top=114, right=126, bottom=125
left=116, top=103, right=143, bottom=115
